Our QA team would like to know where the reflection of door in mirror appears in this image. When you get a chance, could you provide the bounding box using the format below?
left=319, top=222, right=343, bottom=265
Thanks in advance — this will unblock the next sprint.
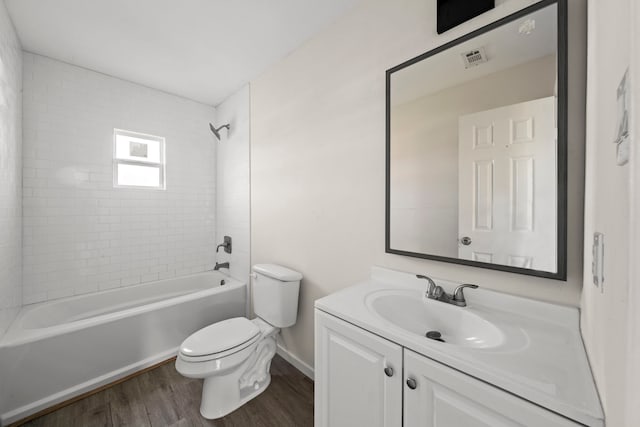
left=458, top=96, right=556, bottom=271
left=386, top=1, right=566, bottom=278
left=389, top=53, right=556, bottom=261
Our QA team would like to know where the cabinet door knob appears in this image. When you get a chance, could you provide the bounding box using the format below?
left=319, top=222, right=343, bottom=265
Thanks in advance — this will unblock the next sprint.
left=384, top=367, right=394, bottom=377
left=406, top=378, right=417, bottom=389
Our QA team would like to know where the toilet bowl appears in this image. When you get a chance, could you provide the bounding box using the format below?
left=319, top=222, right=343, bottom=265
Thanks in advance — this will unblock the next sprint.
left=175, top=264, right=302, bottom=419
left=176, top=317, right=278, bottom=418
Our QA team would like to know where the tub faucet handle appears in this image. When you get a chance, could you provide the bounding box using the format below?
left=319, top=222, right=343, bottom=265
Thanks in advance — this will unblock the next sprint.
left=216, top=236, right=232, bottom=254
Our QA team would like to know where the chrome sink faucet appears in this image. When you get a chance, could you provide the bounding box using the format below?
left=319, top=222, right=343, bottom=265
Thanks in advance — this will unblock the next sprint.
left=416, top=275, right=478, bottom=307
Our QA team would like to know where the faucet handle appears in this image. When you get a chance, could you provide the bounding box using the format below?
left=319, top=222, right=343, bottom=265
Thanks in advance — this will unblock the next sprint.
left=453, top=284, right=478, bottom=304
left=416, top=274, right=438, bottom=298
left=431, top=285, right=444, bottom=299
left=216, top=236, right=232, bottom=254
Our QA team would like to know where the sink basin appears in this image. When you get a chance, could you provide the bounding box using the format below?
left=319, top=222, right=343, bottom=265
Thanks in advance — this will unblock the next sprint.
left=365, top=289, right=504, bottom=349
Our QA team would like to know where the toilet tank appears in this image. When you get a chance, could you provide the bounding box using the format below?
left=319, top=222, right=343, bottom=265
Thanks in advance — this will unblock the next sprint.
left=252, top=264, right=302, bottom=328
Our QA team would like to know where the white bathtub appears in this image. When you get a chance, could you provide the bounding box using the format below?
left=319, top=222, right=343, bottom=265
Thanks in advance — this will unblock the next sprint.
left=0, top=271, right=246, bottom=425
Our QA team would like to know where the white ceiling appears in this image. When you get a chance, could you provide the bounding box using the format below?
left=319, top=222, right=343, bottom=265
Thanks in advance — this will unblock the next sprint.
left=4, top=0, right=359, bottom=106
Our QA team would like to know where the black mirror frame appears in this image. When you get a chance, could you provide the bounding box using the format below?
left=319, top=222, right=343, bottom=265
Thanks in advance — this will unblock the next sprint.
left=385, top=0, right=568, bottom=281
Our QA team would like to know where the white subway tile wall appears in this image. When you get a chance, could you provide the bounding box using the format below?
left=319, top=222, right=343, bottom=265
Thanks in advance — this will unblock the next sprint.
left=22, top=53, right=218, bottom=304
left=215, top=85, right=251, bottom=283
left=0, top=2, right=23, bottom=337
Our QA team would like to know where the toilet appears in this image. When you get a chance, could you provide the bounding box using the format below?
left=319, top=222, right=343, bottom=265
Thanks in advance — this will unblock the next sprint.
left=175, top=263, right=302, bottom=419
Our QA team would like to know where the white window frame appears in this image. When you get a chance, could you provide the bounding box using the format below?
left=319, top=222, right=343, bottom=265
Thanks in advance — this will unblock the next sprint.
left=113, top=129, right=166, bottom=190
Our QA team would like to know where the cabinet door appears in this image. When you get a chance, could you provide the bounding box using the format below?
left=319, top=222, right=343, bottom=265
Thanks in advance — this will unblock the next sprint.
left=315, top=310, right=402, bottom=427
left=403, top=349, right=582, bottom=427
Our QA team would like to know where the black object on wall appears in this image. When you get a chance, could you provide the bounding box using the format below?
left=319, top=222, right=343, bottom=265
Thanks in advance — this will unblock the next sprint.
left=437, top=0, right=495, bottom=34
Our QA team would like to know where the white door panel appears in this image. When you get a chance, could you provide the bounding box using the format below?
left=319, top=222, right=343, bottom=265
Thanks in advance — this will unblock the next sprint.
left=458, top=97, right=557, bottom=272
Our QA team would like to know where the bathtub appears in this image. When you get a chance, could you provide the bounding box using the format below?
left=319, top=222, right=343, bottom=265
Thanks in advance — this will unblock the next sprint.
left=0, top=271, right=246, bottom=425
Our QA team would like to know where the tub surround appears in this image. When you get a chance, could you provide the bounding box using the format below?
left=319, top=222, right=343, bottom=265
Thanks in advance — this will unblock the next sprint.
left=315, top=267, right=603, bottom=426
left=0, top=271, right=246, bottom=425
left=215, top=85, right=251, bottom=284
left=0, top=0, right=23, bottom=339
left=22, top=53, right=218, bottom=304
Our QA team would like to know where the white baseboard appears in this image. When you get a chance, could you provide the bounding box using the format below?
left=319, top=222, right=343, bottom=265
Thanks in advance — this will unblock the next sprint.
left=276, top=344, right=314, bottom=380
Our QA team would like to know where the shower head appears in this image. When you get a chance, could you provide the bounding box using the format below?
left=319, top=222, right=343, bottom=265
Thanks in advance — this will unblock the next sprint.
left=209, top=122, right=230, bottom=141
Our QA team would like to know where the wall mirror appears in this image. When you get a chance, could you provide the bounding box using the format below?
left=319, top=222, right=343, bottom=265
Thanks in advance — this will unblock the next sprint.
left=386, top=0, right=567, bottom=280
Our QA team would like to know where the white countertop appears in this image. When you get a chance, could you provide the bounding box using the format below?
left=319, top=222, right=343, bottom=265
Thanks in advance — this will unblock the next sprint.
left=314, top=266, right=604, bottom=427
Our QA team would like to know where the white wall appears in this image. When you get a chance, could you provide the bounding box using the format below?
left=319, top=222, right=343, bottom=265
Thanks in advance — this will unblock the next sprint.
left=626, top=1, right=640, bottom=418
left=581, top=0, right=637, bottom=425
left=22, top=53, right=217, bottom=304
left=390, top=55, right=555, bottom=257
left=251, top=0, right=586, bottom=367
left=215, top=85, right=251, bottom=283
left=0, top=2, right=22, bottom=337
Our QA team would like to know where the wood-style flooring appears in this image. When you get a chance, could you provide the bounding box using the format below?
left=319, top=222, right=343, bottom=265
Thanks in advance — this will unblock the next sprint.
left=20, top=355, right=314, bottom=427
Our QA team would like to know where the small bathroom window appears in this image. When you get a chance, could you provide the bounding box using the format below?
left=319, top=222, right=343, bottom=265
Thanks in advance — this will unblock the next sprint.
left=113, top=129, right=165, bottom=189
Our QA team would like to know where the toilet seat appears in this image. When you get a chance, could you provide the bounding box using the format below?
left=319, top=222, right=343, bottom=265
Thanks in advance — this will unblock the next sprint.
left=180, top=317, right=261, bottom=362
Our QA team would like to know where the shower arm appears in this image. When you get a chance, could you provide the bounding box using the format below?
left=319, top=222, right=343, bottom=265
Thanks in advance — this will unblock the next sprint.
left=209, top=122, right=231, bottom=141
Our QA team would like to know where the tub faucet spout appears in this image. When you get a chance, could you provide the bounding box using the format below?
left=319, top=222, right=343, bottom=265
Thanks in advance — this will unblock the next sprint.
left=214, top=262, right=230, bottom=271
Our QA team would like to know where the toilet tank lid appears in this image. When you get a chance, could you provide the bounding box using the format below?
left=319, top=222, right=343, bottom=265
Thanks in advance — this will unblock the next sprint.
left=253, top=264, right=303, bottom=281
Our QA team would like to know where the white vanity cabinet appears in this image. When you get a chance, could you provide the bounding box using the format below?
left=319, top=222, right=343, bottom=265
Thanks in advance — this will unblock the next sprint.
left=315, top=309, right=583, bottom=427
left=315, top=310, right=403, bottom=427
left=403, top=349, right=582, bottom=427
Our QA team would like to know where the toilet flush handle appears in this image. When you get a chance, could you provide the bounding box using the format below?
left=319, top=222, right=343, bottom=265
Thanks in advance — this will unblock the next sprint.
left=250, top=273, right=258, bottom=279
